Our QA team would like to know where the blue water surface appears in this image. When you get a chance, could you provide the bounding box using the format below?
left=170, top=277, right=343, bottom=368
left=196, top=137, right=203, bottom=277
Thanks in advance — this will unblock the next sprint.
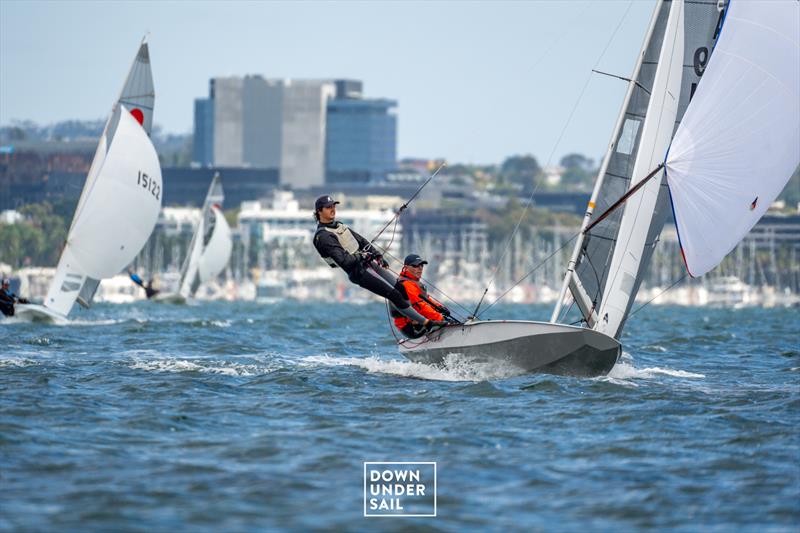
left=1, top=302, right=798, bottom=531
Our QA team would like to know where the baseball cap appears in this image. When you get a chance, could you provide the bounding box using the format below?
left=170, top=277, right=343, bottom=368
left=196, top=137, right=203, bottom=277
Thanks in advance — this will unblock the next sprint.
left=315, top=195, right=340, bottom=211
left=403, top=254, right=428, bottom=267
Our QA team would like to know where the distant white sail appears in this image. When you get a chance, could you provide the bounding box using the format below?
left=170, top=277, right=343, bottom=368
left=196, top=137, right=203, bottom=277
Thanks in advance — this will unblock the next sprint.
left=666, top=0, right=800, bottom=277
left=197, top=206, right=232, bottom=283
left=177, top=173, right=231, bottom=299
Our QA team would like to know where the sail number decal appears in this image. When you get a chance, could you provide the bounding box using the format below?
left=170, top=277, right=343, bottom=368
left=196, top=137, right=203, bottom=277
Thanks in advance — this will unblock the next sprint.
left=137, top=171, right=161, bottom=201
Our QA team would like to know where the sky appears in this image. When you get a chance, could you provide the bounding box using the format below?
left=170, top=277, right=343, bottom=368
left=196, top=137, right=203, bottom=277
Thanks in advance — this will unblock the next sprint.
left=0, top=0, right=656, bottom=165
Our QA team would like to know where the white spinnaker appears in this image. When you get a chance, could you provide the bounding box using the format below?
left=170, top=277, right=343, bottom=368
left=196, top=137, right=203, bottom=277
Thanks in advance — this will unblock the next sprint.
left=198, top=206, right=232, bottom=283
left=595, top=0, right=684, bottom=338
left=44, top=107, right=162, bottom=316
left=666, top=0, right=800, bottom=277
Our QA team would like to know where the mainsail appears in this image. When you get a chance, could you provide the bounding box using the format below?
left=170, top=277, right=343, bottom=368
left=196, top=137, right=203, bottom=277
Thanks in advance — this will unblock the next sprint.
left=45, top=40, right=158, bottom=316
left=44, top=40, right=160, bottom=317
left=177, top=173, right=232, bottom=299
left=554, top=0, right=726, bottom=339
left=666, top=0, right=800, bottom=277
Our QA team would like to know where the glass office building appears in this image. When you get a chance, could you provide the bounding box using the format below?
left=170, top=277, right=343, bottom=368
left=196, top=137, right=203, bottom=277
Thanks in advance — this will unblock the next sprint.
left=325, top=97, right=397, bottom=184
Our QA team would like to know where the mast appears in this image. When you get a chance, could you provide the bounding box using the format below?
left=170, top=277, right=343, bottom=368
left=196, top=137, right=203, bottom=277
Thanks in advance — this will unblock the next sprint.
left=594, top=0, right=685, bottom=338
left=551, top=0, right=665, bottom=324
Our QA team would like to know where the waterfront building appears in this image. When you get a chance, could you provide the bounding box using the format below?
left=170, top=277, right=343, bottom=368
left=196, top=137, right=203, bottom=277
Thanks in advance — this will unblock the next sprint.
left=325, top=80, right=397, bottom=185
left=193, top=76, right=336, bottom=188
left=192, top=76, right=398, bottom=188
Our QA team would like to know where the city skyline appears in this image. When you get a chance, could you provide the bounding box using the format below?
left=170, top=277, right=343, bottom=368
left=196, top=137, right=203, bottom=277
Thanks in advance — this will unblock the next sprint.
left=1, top=0, right=654, bottom=165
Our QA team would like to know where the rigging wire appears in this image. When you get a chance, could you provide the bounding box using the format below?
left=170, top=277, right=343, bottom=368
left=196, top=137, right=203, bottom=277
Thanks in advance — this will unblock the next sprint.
left=471, top=0, right=636, bottom=314
left=369, top=162, right=446, bottom=246
left=373, top=247, right=473, bottom=321
left=627, top=273, right=688, bottom=320
left=368, top=201, right=472, bottom=321
left=477, top=232, right=579, bottom=319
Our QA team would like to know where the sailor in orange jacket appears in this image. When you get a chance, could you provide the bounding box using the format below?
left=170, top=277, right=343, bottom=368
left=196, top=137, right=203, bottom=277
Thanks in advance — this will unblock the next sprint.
left=392, top=254, right=450, bottom=338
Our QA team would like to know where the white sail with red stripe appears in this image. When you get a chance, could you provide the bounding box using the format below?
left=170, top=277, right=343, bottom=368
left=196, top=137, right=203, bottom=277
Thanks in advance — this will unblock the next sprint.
left=41, top=39, right=161, bottom=318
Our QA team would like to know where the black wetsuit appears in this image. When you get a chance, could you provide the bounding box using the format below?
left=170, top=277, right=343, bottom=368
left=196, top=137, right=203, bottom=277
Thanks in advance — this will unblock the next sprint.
left=130, top=273, right=160, bottom=299
left=0, top=288, right=26, bottom=317
left=313, top=221, right=429, bottom=323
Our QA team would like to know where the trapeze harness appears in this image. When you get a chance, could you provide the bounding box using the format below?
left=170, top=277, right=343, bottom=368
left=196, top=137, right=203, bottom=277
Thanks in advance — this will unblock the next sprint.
left=316, top=222, right=362, bottom=269
left=314, top=222, right=429, bottom=324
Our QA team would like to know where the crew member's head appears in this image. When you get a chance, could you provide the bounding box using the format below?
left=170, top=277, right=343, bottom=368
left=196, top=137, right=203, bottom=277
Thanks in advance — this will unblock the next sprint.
left=402, top=254, right=428, bottom=279
left=314, top=195, right=340, bottom=223
left=1, top=278, right=9, bottom=289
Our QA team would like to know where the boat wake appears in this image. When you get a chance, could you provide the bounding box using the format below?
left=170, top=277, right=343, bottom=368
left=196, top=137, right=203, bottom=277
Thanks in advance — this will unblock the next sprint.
left=601, top=358, right=705, bottom=386
left=300, top=354, right=527, bottom=382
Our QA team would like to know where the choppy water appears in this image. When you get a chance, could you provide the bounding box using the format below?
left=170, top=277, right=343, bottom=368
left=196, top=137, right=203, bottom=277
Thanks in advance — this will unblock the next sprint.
left=1, top=302, right=798, bottom=531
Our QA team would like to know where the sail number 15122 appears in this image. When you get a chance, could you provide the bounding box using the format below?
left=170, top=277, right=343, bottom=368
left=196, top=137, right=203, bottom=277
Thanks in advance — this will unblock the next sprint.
left=137, top=171, right=161, bottom=201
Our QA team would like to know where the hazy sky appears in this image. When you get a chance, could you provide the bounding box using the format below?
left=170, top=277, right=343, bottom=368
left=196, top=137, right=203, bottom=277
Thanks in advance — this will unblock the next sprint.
left=0, top=0, right=656, bottom=165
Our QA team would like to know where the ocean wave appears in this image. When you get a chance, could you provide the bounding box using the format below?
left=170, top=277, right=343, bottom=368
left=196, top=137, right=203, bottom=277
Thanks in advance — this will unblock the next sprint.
left=299, top=353, right=526, bottom=382
left=607, top=360, right=706, bottom=381
left=128, top=357, right=273, bottom=377
left=63, top=318, right=126, bottom=327
left=0, top=357, right=40, bottom=368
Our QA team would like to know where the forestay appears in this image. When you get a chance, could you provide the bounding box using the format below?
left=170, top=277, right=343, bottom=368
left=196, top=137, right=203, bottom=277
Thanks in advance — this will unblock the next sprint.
left=666, top=0, right=800, bottom=277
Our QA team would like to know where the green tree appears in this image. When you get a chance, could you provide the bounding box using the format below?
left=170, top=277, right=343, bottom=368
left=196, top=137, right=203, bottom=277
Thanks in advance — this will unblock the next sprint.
left=500, top=155, right=541, bottom=190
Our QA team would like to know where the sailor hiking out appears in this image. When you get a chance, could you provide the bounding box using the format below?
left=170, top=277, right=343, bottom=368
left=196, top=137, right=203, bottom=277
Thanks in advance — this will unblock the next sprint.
left=392, top=254, right=453, bottom=339
left=0, top=278, right=30, bottom=317
left=128, top=271, right=160, bottom=299
left=312, top=195, right=441, bottom=328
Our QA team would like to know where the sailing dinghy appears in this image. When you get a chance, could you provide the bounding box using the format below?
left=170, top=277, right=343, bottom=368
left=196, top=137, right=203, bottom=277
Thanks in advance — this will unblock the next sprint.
left=15, top=40, right=161, bottom=323
left=400, top=0, right=799, bottom=377
left=153, top=173, right=232, bottom=303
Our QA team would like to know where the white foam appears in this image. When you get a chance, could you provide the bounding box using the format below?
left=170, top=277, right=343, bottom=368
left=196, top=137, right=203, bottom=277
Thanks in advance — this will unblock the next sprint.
left=64, top=318, right=124, bottom=326
left=128, top=358, right=272, bottom=377
left=642, top=345, right=668, bottom=353
left=0, top=357, right=40, bottom=368
left=606, top=360, right=706, bottom=381
left=299, top=353, right=525, bottom=382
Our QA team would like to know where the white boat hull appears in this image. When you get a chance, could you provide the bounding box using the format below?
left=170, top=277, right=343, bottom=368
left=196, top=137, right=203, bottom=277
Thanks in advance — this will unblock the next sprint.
left=399, top=320, right=620, bottom=377
left=11, top=304, right=68, bottom=324
left=151, top=292, right=186, bottom=305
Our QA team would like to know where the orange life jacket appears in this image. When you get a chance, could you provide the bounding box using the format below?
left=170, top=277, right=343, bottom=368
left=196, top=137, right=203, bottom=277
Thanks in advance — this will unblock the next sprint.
left=392, top=267, right=445, bottom=329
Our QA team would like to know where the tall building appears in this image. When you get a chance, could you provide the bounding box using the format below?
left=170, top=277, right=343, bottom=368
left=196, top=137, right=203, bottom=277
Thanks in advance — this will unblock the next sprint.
left=325, top=80, right=397, bottom=184
left=192, top=76, right=398, bottom=188
left=192, top=98, right=213, bottom=166
left=192, top=77, right=335, bottom=188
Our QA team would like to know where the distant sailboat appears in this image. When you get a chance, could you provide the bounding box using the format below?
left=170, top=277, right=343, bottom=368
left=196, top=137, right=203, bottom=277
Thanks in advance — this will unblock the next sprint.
left=15, top=39, right=161, bottom=323
left=400, top=0, right=799, bottom=376
left=153, top=173, right=232, bottom=303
